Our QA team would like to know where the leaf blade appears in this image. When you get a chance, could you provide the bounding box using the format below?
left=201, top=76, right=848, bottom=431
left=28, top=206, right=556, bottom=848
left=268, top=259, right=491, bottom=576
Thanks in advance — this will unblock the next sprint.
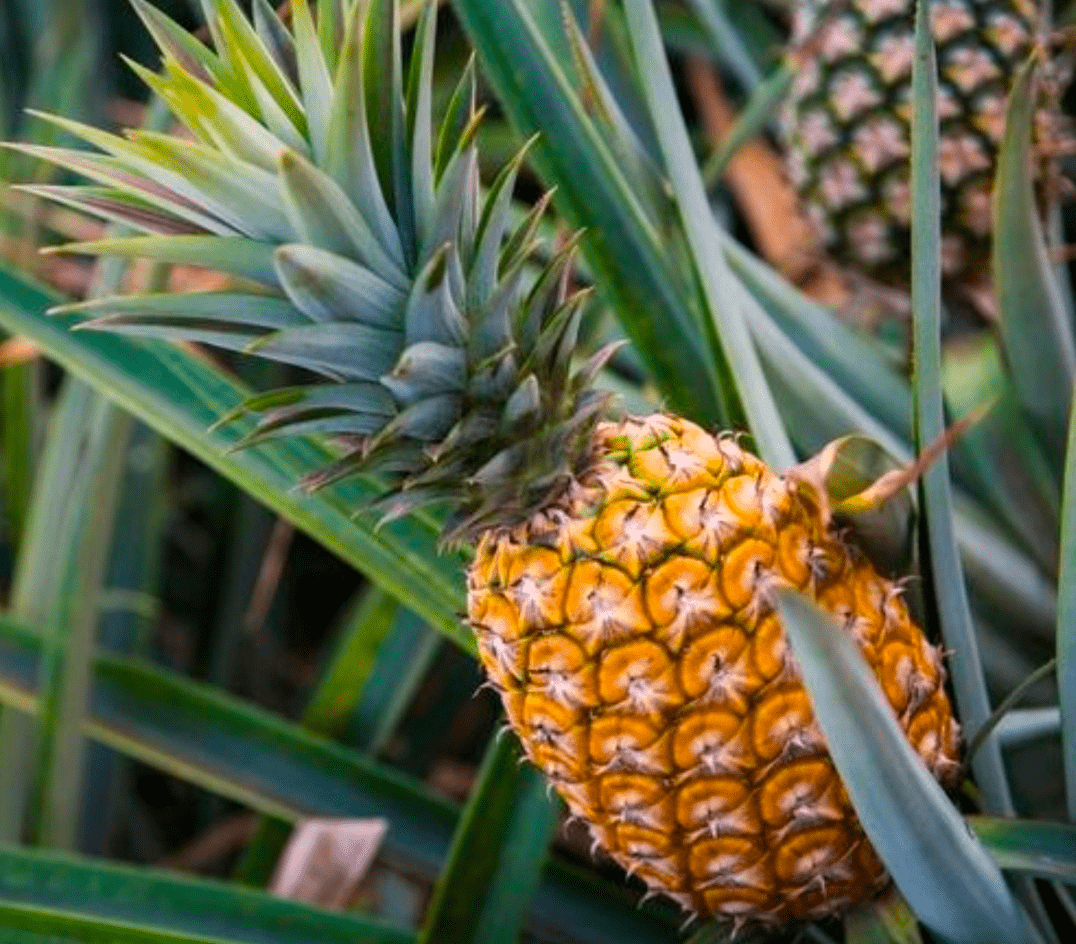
left=776, top=591, right=1037, bottom=944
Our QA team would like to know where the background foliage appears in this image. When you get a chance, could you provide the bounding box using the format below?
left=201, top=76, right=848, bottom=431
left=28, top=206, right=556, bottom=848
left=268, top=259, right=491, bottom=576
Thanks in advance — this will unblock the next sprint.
left=0, top=1, right=1073, bottom=943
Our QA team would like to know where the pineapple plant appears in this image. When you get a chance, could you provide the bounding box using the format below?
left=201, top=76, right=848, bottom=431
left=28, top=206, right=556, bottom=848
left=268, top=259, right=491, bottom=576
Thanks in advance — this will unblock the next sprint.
left=5, top=0, right=967, bottom=929
left=779, top=0, right=1051, bottom=293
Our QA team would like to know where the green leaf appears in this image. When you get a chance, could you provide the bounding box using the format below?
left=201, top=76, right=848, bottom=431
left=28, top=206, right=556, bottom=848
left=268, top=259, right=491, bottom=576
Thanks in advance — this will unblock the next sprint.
left=273, top=244, right=406, bottom=328
left=970, top=817, right=1076, bottom=884
left=0, top=842, right=411, bottom=944
left=0, top=616, right=678, bottom=944
left=207, top=0, right=306, bottom=132
left=420, top=735, right=560, bottom=944
left=0, top=903, right=232, bottom=944
left=622, top=0, right=791, bottom=469
left=722, top=232, right=912, bottom=444
left=0, top=613, right=457, bottom=872
left=845, top=892, right=923, bottom=944
left=128, top=57, right=296, bottom=170
left=0, top=358, right=40, bottom=550
left=277, top=149, right=406, bottom=285
left=324, top=0, right=404, bottom=271
left=993, top=60, right=1075, bottom=467
left=776, top=591, right=1038, bottom=944
left=290, top=0, right=332, bottom=163
left=0, top=261, right=471, bottom=651
left=84, top=418, right=169, bottom=853
left=303, top=587, right=402, bottom=737
left=908, top=0, right=1011, bottom=818
left=64, top=292, right=305, bottom=332
left=995, top=707, right=1059, bottom=748
left=49, top=235, right=279, bottom=286
left=451, top=0, right=737, bottom=427
left=361, top=0, right=403, bottom=221
left=942, top=336, right=1059, bottom=571
left=132, top=0, right=224, bottom=88
left=1058, top=395, right=1076, bottom=821
left=249, top=321, right=402, bottom=380
left=27, top=385, right=133, bottom=849
left=683, top=0, right=762, bottom=91
left=701, top=60, right=795, bottom=188
left=237, top=586, right=422, bottom=887
left=345, top=607, right=439, bottom=754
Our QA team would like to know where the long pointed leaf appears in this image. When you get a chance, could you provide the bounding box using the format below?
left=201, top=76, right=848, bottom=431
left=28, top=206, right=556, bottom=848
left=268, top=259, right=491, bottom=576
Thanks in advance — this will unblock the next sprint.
left=0, top=843, right=410, bottom=944
left=622, top=0, right=791, bottom=469
left=776, top=592, right=1037, bottom=944
left=1058, top=396, right=1076, bottom=821
left=452, top=0, right=736, bottom=427
left=0, top=261, right=470, bottom=649
left=993, top=61, right=1075, bottom=466
left=0, top=616, right=678, bottom=944
left=419, top=735, right=560, bottom=944
left=970, top=817, right=1076, bottom=884
left=908, top=0, right=1011, bottom=817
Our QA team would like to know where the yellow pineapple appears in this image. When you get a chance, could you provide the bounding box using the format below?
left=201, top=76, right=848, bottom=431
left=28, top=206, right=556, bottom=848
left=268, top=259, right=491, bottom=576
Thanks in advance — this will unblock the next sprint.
left=15, top=0, right=960, bottom=928
left=469, top=414, right=958, bottom=922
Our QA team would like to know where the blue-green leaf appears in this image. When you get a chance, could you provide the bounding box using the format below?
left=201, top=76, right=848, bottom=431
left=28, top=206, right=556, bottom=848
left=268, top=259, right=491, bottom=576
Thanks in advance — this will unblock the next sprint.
left=776, top=592, right=1037, bottom=944
left=993, top=60, right=1075, bottom=467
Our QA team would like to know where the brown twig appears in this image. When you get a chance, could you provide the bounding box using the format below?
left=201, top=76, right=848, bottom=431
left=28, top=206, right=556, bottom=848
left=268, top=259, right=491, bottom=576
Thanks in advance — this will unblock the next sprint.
left=160, top=814, right=258, bottom=873
left=242, top=517, right=296, bottom=643
left=685, top=57, right=849, bottom=306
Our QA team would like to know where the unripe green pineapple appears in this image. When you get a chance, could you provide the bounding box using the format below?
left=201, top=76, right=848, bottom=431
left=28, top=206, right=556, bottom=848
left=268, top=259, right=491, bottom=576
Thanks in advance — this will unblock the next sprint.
left=780, top=0, right=1045, bottom=287
left=12, top=0, right=960, bottom=928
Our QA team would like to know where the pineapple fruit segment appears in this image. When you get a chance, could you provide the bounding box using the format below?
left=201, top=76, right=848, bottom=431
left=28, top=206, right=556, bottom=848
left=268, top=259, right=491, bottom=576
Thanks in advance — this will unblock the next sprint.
left=781, top=0, right=1042, bottom=287
left=469, top=415, right=959, bottom=923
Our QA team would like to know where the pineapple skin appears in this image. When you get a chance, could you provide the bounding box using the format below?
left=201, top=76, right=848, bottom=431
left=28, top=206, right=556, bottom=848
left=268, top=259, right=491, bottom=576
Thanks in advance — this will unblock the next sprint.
left=781, top=0, right=1041, bottom=285
left=467, top=415, right=959, bottom=924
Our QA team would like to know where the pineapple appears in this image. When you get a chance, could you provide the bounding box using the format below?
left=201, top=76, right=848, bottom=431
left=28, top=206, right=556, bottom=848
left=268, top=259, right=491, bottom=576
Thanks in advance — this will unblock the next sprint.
left=469, top=413, right=959, bottom=921
left=13, top=0, right=959, bottom=928
left=780, top=0, right=1045, bottom=289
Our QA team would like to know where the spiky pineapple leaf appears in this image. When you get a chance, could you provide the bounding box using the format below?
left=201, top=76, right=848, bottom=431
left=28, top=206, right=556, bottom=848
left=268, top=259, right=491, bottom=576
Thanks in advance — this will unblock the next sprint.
left=0, top=842, right=410, bottom=944
left=46, top=235, right=279, bottom=284
left=451, top=0, right=740, bottom=428
left=993, top=60, right=1076, bottom=469
left=419, top=735, right=561, bottom=944
left=701, top=59, right=795, bottom=187
left=0, top=262, right=470, bottom=649
left=20, top=0, right=616, bottom=543
left=622, top=0, right=792, bottom=470
left=1058, top=395, right=1076, bottom=822
left=908, top=0, right=1011, bottom=818
left=776, top=592, right=1039, bottom=944
left=969, top=817, right=1076, bottom=884
left=0, top=615, right=678, bottom=944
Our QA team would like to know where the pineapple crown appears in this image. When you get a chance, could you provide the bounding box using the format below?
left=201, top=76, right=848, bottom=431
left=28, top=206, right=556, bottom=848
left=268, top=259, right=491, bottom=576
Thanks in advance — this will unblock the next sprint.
left=12, top=0, right=618, bottom=545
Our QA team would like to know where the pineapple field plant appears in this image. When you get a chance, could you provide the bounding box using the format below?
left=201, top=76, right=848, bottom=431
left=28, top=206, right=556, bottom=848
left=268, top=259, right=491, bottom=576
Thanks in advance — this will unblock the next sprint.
left=779, top=0, right=1058, bottom=298
left=0, top=1, right=1071, bottom=943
